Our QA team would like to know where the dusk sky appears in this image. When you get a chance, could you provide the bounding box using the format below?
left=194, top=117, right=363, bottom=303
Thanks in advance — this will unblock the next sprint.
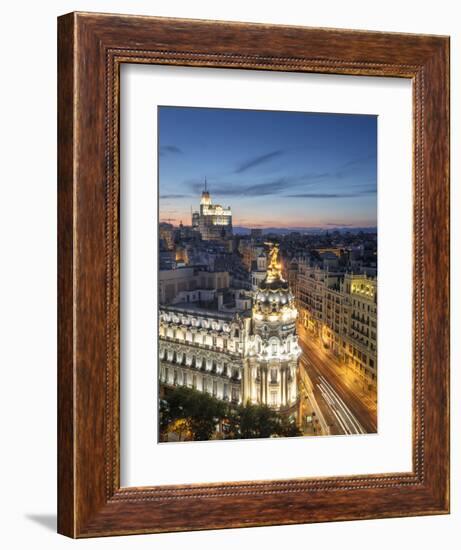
left=158, top=106, right=377, bottom=229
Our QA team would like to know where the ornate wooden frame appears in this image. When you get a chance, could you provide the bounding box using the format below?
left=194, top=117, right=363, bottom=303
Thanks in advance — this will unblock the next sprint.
left=57, top=12, right=450, bottom=538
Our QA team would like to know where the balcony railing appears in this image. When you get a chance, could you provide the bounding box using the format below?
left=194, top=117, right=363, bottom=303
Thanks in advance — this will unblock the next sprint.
left=159, top=336, right=241, bottom=359
left=160, top=357, right=239, bottom=381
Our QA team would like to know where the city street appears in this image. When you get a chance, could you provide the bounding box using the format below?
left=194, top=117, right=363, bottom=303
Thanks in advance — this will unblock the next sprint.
left=298, top=326, right=377, bottom=436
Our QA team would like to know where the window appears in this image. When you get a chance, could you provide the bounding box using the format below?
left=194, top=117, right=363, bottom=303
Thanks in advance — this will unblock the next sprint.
left=212, top=381, right=218, bottom=396
left=270, top=368, right=277, bottom=383
left=271, top=391, right=277, bottom=406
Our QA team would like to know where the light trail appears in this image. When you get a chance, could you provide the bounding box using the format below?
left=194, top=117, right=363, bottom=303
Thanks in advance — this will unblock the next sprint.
left=299, top=333, right=377, bottom=433
left=317, top=384, right=351, bottom=434
left=298, top=365, right=330, bottom=435
left=316, top=375, right=365, bottom=435
left=319, top=375, right=365, bottom=434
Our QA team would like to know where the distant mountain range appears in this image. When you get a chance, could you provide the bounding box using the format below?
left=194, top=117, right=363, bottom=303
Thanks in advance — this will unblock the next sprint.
left=233, top=226, right=377, bottom=236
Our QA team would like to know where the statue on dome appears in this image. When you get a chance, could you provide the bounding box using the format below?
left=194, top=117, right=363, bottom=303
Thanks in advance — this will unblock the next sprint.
left=266, top=243, right=283, bottom=282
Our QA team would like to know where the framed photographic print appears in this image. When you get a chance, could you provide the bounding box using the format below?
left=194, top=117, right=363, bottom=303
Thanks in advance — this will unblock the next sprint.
left=58, top=12, right=450, bottom=537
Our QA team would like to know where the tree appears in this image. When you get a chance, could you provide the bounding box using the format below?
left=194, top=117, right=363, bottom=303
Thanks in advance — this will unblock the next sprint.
left=238, top=404, right=279, bottom=439
left=159, top=387, right=302, bottom=441
left=227, top=403, right=301, bottom=439
left=169, top=418, right=193, bottom=441
left=278, top=415, right=302, bottom=437
left=185, top=390, right=227, bottom=441
left=160, top=386, right=227, bottom=441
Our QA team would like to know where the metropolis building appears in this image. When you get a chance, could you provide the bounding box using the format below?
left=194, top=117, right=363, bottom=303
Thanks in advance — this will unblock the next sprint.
left=159, top=245, right=300, bottom=414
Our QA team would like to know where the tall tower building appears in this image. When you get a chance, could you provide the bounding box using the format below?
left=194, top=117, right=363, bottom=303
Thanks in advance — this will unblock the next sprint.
left=191, top=181, right=233, bottom=240
left=243, top=244, right=300, bottom=413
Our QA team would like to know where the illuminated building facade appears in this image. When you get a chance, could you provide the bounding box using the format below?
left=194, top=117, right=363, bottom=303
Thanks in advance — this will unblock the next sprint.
left=159, top=222, right=175, bottom=250
left=238, top=237, right=266, bottom=272
left=159, top=245, right=299, bottom=413
left=192, top=184, right=232, bottom=241
left=245, top=244, right=300, bottom=411
left=342, top=274, right=377, bottom=384
left=297, top=262, right=377, bottom=388
left=159, top=306, right=249, bottom=405
left=250, top=252, right=267, bottom=290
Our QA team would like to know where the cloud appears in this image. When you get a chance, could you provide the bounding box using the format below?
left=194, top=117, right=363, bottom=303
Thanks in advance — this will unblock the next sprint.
left=356, top=185, right=377, bottom=195
left=234, top=150, right=284, bottom=174
left=185, top=173, right=327, bottom=198
left=287, top=190, right=375, bottom=199
left=285, top=193, right=370, bottom=199
left=183, top=179, right=376, bottom=199
left=334, top=153, right=376, bottom=179
left=287, top=193, right=358, bottom=198
left=181, top=157, right=376, bottom=200
left=159, top=145, right=183, bottom=157
left=184, top=178, right=212, bottom=195
left=207, top=177, right=296, bottom=197
left=341, top=153, right=376, bottom=168
left=160, top=193, right=191, bottom=199
left=227, top=179, right=286, bottom=196
left=325, top=222, right=354, bottom=227
left=286, top=184, right=376, bottom=199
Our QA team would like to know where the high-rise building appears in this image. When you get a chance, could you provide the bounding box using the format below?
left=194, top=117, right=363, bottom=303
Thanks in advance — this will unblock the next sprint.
left=191, top=182, right=232, bottom=241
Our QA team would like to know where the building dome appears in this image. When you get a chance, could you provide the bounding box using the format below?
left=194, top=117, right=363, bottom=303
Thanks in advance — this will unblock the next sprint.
left=248, top=243, right=300, bottom=413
